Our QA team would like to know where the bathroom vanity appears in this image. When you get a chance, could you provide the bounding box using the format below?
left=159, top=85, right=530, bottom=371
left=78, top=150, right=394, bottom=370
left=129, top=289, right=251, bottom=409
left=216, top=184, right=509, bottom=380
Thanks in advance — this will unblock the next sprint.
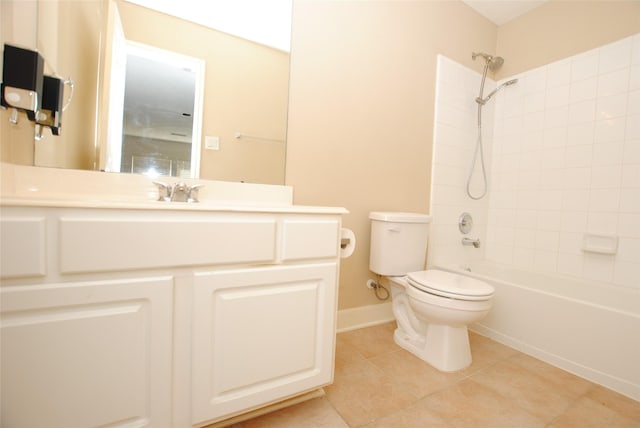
left=0, top=165, right=347, bottom=427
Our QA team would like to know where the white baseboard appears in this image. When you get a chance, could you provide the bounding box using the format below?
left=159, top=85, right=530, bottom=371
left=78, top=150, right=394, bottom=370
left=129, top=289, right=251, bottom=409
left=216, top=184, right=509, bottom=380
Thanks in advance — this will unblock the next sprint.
left=336, top=302, right=394, bottom=333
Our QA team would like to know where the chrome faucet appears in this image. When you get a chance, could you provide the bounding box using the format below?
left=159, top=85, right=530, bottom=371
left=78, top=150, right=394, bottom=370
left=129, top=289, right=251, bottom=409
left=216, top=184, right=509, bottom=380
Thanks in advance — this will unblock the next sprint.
left=462, top=237, right=481, bottom=248
left=153, top=181, right=204, bottom=203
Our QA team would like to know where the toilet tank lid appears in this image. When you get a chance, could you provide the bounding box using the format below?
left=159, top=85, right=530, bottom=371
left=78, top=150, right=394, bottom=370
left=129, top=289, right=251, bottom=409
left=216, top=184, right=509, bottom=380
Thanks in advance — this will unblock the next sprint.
left=369, top=211, right=432, bottom=223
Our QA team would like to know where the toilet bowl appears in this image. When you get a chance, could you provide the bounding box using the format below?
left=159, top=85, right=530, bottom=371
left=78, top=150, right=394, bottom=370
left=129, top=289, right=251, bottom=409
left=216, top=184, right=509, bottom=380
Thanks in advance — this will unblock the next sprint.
left=369, top=211, right=494, bottom=372
left=388, top=270, right=493, bottom=372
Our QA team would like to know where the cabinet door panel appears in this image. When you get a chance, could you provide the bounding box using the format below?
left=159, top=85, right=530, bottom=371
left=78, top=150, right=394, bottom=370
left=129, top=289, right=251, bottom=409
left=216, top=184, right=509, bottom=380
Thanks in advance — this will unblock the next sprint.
left=0, top=277, right=173, bottom=427
left=192, top=263, right=337, bottom=424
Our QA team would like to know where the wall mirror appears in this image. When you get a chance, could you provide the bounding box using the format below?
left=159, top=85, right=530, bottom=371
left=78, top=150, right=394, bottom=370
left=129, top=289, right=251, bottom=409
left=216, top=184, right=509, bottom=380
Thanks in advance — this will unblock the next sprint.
left=1, top=0, right=291, bottom=185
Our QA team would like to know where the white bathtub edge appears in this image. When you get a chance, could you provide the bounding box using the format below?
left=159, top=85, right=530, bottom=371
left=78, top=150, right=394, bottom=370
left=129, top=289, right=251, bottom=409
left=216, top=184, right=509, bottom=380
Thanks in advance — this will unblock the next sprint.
left=337, top=302, right=394, bottom=333
left=470, top=323, right=640, bottom=402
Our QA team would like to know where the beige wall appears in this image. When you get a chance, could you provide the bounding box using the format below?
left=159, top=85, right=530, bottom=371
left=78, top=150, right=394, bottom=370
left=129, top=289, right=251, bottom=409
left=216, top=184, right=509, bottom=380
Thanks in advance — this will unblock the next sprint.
left=117, top=1, right=288, bottom=184
left=496, top=0, right=640, bottom=79
left=286, top=0, right=497, bottom=310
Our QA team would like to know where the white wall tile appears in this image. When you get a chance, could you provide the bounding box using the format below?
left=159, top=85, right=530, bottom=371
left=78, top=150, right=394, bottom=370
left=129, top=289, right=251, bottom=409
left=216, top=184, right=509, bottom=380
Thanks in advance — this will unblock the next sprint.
left=571, top=51, right=599, bottom=81
left=618, top=213, right=640, bottom=238
left=570, top=77, right=597, bottom=102
left=617, top=238, right=640, bottom=262
left=544, top=106, right=569, bottom=129
left=561, top=211, right=588, bottom=233
left=626, top=114, right=640, bottom=140
left=524, top=92, right=545, bottom=113
left=565, top=145, right=593, bottom=168
left=597, top=68, right=630, bottom=98
left=559, top=232, right=583, bottom=254
left=594, top=117, right=626, bottom=143
left=596, top=93, right=628, bottom=120
left=512, top=247, right=535, bottom=269
left=547, top=59, right=572, bottom=88
left=598, top=37, right=632, bottom=74
left=613, top=261, right=638, bottom=288
left=583, top=253, right=614, bottom=283
left=523, top=68, right=547, bottom=93
left=563, top=189, right=590, bottom=211
left=588, top=188, right=620, bottom=212
left=541, top=147, right=565, bottom=169
left=567, top=122, right=595, bottom=146
left=632, top=34, right=640, bottom=65
left=537, top=210, right=562, bottom=230
left=533, top=250, right=558, bottom=272
left=592, top=141, right=624, bottom=166
left=630, top=65, right=640, bottom=90
left=564, top=167, right=591, bottom=189
left=590, top=165, right=622, bottom=188
left=628, top=90, right=640, bottom=116
left=557, top=252, right=584, bottom=277
left=515, top=228, right=536, bottom=248
left=568, top=99, right=596, bottom=124
left=619, top=188, right=640, bottom=213
left=535, top=230, right=560, bottom=250
left=587, top=212, right=618, bottom=234
left=543, top=127, right=567, bottom=148
left=545, top=84, right=570, bottom=108
left=621, top=164, right=640, bottom=188
left=622, top=139, right=640, bottom=164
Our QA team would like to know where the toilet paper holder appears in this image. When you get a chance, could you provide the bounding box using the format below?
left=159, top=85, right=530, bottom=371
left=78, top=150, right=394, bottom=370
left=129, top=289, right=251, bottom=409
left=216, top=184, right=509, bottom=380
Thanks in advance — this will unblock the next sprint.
left=340, top=228, right=356, bottom=258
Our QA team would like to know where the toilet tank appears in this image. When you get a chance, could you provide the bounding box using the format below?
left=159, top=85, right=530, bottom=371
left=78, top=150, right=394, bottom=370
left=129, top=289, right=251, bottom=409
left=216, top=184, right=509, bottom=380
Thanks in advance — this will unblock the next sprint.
left=369, top=211, right=432, bottom=276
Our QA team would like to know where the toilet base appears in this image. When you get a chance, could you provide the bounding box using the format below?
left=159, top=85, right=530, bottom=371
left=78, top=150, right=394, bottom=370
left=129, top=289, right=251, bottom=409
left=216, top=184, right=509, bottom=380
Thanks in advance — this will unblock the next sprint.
left=393, top=323, right=472, bottom=372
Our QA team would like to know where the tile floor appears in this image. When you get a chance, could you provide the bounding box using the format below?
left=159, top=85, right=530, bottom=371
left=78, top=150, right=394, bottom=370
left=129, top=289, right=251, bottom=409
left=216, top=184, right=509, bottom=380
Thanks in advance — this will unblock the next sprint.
left=231, top=322, right=640, bottom=427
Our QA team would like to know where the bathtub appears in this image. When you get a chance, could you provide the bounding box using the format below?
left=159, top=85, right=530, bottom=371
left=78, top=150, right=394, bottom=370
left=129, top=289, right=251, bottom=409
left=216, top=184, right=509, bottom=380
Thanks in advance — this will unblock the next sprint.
left=436, top=262, right=640, bottom=401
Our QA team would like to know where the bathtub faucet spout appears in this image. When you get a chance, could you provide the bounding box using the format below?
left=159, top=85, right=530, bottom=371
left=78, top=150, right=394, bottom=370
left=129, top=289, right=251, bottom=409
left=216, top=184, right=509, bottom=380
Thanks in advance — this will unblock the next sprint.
left=462, top=237, right=481, bottom=248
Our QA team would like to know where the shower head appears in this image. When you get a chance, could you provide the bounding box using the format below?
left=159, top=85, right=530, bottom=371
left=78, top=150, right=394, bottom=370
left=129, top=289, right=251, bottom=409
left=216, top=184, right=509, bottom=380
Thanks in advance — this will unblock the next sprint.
left=475, top=78, right=519, bottom=105
left=472, top=52, right=504, bottom=71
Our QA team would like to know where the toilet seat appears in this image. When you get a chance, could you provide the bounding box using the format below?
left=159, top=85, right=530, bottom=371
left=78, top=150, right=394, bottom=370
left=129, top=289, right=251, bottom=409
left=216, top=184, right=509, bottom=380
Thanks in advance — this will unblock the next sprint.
left=407, top=269, right=493, bottom=301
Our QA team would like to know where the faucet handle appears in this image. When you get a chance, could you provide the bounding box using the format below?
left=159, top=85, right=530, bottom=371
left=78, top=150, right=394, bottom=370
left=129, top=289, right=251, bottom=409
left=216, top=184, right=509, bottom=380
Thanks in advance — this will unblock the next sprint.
left=153, top=181, right=172, bottom=201
left=187, top=183, right=204, bottom=203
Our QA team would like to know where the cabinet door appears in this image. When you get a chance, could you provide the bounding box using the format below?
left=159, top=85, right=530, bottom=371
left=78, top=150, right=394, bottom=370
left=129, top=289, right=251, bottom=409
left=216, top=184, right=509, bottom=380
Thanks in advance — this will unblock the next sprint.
left=1, top=277, right=173, bottom=428
left=191, top=263, right=338, bottom=424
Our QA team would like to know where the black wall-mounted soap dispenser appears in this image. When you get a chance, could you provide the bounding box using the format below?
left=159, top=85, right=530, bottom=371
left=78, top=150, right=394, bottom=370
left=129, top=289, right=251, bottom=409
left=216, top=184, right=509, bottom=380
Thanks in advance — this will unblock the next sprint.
left=36, top=75, right=65, bottom=136
left=1, top=44, right=44, bottom=122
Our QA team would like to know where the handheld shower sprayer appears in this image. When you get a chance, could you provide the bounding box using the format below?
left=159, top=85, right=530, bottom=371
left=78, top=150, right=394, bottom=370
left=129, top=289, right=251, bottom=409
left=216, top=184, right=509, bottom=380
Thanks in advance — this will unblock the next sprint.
left=466, top=51, right=517, bottom=200
left=475, top=78, right=519, bottom=105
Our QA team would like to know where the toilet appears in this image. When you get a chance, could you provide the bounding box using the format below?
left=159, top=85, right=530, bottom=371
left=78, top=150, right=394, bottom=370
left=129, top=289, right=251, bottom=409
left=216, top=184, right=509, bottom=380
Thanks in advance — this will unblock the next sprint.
left=369, top=211, right=494, bottom=372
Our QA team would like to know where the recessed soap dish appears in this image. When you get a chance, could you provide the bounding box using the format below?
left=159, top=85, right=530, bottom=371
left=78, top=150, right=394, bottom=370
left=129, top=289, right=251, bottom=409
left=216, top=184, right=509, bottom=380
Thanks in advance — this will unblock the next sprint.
left=582, top=233, right=618, bottom=255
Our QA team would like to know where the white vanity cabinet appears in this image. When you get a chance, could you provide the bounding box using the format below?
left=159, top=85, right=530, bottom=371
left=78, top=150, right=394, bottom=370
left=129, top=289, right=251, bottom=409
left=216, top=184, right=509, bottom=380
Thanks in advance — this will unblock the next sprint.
left=0, top=203, right=345, bottom=427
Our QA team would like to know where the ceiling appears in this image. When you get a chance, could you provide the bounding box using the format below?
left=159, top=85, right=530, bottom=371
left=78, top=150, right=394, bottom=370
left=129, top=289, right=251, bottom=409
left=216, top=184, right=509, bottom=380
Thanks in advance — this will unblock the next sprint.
left=461, top=0, right=548, bottom=25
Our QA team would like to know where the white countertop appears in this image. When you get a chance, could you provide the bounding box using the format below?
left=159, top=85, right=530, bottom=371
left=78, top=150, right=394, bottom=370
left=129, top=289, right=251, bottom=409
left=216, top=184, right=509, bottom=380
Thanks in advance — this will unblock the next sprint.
left=0, top=163, right=347, bottom=215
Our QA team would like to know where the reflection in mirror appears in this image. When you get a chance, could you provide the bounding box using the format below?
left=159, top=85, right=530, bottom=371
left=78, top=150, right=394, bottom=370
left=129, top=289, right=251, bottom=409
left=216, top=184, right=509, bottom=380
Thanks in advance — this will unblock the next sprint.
left=105, top=41, right=204, bottom=178
left=2, top=0, right=291, bottom=186
left=114, top=0, right=290, bottom=184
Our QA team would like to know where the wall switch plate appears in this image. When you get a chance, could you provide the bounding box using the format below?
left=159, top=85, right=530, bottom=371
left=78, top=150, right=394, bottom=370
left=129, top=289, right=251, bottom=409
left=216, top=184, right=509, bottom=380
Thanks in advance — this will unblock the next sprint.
left=205, top=136, right=220, bottom=150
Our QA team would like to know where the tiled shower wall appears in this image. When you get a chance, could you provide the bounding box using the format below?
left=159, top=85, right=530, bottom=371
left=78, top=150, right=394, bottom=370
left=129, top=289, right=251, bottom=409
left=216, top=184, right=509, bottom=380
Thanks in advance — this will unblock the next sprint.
left=428, top=55, right=494, bottom=268
left=430, top=33, right=640, bottom=290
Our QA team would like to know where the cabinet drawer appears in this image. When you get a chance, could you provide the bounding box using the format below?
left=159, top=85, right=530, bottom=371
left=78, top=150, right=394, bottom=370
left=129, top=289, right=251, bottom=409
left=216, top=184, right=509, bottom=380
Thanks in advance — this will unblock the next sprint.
left=59, top=218, right=277, bottom=273
left=0, top=218, right=46, bottom=279
left=280, top=220, right=340, bottom=261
